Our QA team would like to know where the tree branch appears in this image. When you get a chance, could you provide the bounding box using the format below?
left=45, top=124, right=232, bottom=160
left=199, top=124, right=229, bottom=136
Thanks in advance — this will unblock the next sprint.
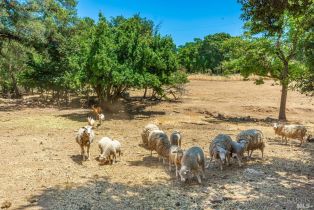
left=0, top=31, right=22, bottom=43
left=275, top=32, right=287, bottom=62
left=287, top=29, right=300, bottom=61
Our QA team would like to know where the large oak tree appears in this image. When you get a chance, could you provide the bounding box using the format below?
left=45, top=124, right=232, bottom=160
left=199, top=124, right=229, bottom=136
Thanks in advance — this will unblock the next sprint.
left=236, top=0, right=313, bottom=121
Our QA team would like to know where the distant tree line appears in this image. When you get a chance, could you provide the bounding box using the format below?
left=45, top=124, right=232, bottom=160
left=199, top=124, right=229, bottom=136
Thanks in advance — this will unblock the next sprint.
left=177, top=33, right=232, bottom=74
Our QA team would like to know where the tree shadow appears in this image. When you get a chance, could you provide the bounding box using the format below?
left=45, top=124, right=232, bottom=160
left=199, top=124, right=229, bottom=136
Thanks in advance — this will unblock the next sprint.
left=202, top=152, right=313, bottom=209
left=0, top=95, right=169, bottom=119
left=227, top=154, right=314, bottom=210
left=16, top=176, right=213, bottom=210
left=0, top=104, right=23, bottom=112
left=57, top=96, right=167, bottom=122
left=267, top=136, right=312, bottom=148
left=202, top=111, right=278, bottom=125
left=14, top=147, right=314, bottom=210
left=123, top=97, right=166, bottom=119
left=0, top=96, right=84, bottom=112
left=267, top=148, right=314, bottom=176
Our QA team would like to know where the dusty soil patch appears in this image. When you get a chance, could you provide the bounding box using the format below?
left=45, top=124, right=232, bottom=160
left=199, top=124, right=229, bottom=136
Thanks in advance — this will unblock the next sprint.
left=0, top=80, right=313, bottom=209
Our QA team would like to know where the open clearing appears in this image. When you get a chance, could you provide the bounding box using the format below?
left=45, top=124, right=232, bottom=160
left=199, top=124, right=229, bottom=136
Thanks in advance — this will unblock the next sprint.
left=0, top=79, right=313, bottom=209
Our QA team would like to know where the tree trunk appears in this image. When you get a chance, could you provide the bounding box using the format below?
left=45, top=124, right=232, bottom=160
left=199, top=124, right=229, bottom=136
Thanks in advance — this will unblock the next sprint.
left=151, top=90, right=156, bottom=98
left=24, top=86, right=30, bottom=95
left=65, top=89, right=69, bottom=106
left=8, top=63, right=21, bottom=98
left=278, top=63, right=289, bottom=121
left=105, top=84, right=111, bottom=103
left=57, top=90, right=60, bottom=107
left=94, top=85, right=106, bottom=107
left=45, top=91, right=48, bottom=101
left=278, top=83, right=288, bottom=121
left=143, top=87, right=147, bottom=98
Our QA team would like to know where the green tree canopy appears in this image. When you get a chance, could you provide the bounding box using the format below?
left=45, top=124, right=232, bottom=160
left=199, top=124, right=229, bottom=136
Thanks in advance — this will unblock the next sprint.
left=177, top=33, right=232, bottom=74
left=85, top=14, right=187, bottom=103
left=1, top=0, right=79, bottom=99
left=224, top=0, right=314, bottom=121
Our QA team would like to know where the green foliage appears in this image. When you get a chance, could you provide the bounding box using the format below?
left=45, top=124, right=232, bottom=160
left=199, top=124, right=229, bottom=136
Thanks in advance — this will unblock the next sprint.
left=239, top=0, right=312, bottom=35
left=0, top=0, right=81, bottom=99
left=0, top=1, right=187, bottom=102
left=0, top=0, right=46, bottom=47
left=201, top=33, right=231, bottom=71
left=295, top=70, right=314, bottom=96
left=177, top=33, right=231, bottom=74
left=0, top=41, right=31, bottom=97
left=233, top=0, right=313, bottom=86
left=223, top=36, right=308, bottom=82
left=223, top=37, right=277, bottom=77
left=84, top=14, right=185, bottom=102
left=177, top=39, right=203, bottom=73
left=233, top=0, right=313, bottom=120
left=294, top=3, right=314, bottom=95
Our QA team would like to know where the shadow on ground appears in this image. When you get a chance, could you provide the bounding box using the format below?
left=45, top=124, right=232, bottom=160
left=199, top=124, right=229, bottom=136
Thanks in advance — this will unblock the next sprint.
left=235, top=154, right=314, bottom=210
left=0, top=104, right=23, bottom=112
left=0, top=96, right=85, bottom=112
left=17, top=176, right=210, bottom=210
left=58, top=97, right=168, bottom=122
left=127, top=156, right=162, bottom=167
left=16, top=147, right=314, bottom=210
left=69, top=155, right=84, bottom=165
left=267, top=137, right=314, bottom=148
left=0, top=95, right=170, bottom=119
left=202, top=112, right=278, bottom=125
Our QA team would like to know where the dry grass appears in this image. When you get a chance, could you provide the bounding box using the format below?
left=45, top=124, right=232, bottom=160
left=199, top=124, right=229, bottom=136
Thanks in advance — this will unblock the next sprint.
left=0, top=80, right=313, bottom=209
left=188, top=74, right=263, bottom=81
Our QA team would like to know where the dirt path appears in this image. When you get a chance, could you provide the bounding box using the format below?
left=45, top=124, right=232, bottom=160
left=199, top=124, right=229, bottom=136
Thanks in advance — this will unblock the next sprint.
left=0, top=80, right=313, bottom=209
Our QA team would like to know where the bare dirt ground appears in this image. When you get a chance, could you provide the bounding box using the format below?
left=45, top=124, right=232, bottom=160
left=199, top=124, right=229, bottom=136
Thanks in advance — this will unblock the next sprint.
left=0, top=79, right=313, bottom=210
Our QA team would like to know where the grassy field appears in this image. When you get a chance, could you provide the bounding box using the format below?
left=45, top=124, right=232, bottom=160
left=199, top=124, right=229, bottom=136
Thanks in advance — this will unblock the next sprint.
left=187, top=74, right=265, bottom=81
left=0, top=79, right=313, bottom=209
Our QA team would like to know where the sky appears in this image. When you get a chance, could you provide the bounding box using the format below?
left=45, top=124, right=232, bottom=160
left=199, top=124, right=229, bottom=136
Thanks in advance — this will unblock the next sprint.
left=77, top=0, right=244, bottom=46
